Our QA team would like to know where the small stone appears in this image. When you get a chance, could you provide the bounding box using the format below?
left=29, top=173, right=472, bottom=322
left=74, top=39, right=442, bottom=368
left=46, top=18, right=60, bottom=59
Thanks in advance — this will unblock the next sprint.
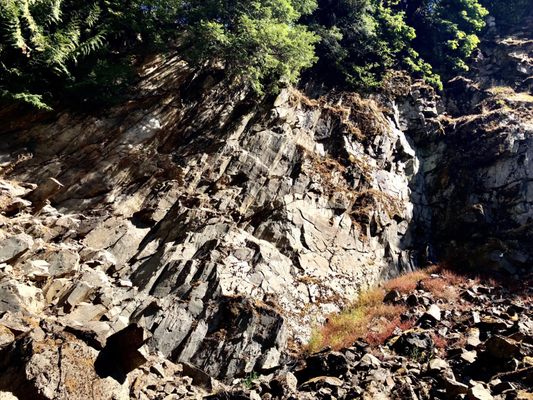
left=249, top=390, right=261, bottom=400
left=24, top=260, right=50, bottom=280
left=150, top=363, right=167, bottom=378
left=358, top=353, right=381, bottom=369
left=0, top=325, right=15, bottom=348
left=426, top=304, right=442, bottom=321
left=460, top=350, right=478, bottom=364
left=45, top=249, right=80, bottom=278
left=466, top=328, right=481, bottom=348
left=301, top=376, right=343, bottom=388
left=428, top=357, right=449, bottom=372
left=444, top=378, right=469, bottom=397
left=384, top=290, right=401, bottom=304
left=118, top=279, right=133, bottom=287
left=94, top=324, right=150, bottom=383
left=0, top=280, right=45, bottom=314
left=43, top=278, right=71, bottom=304
left=467, top=384, right=494, bottom=400
left=64, top=303, right=107, bottom=325
left=270, top=372, right=298, bottom=395
left=492, top=381, right=515, bottom=394
left=406, top=294, right=419, bottom=307
left=180, top=362, right=216, bottom=391
left=523, top=356, right=533, bottom=366
left=25, top=177, right=64, bottom=213
left=462, top=290, right=478, bottom=303
left=0, top=391, right=18, bottom=400
left=3, top=197, right=32, bottom=215
left=65, top=282, right=94, bottom=307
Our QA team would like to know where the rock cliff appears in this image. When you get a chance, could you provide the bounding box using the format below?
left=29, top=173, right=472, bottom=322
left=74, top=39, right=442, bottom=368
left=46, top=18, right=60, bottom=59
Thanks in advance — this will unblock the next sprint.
left=0, top=10, right=531, bottom=400
left=427, top=13, right=533, bottom=273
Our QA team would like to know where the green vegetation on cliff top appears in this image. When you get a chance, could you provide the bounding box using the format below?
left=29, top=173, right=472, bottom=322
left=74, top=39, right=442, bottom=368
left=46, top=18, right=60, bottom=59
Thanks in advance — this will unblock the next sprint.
left=0, top=0, right=530, bottom=109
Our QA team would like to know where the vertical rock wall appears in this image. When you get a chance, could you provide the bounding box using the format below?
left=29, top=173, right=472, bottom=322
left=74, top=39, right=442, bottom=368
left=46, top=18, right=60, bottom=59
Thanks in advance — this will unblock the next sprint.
left=0, top=57, right=436, bottom=379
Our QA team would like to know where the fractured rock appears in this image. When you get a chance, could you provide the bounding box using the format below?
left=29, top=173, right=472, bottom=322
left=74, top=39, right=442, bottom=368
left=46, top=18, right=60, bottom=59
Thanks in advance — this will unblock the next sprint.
left=44, top=249, right=80, bottom=278
left=25, top=177, right=64, bottom=213
left=485, top=335, right=521, bottom=360
left=95, top=324, right=150, bottom=383
left=0, top=234, right=33, bottom=264
left=467, top=384, right=494, bottom=400
left=0, top=325, right=15, bottom=348
left=0, top=280, right=45, bottom=314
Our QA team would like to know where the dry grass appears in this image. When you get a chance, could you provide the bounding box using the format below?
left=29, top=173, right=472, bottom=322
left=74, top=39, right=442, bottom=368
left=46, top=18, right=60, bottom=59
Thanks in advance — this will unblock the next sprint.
left=307, top=265, right=472, bottom=353
left=384, top=270, right=430, bottom=294
left=288, top=88, right=391, bottom=143
left=488, top=86, right=533, bottom=103
left=366, top=318, right=414, bottom=346
left=384, top=265, right=466, bottom=301
left=307, top=288, right=408, bottom=352
left=351, top=189, right=403, bottom=222
left=430, top=332, right=449, bottom=355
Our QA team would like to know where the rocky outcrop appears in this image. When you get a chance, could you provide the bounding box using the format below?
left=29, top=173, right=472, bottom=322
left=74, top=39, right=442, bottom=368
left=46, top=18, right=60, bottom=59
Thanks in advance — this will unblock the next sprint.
left=0, top=9, right=532, bottom=399
left=0, top=48, right=441, bottom=385
left=424, top=12, right=533, bottom=274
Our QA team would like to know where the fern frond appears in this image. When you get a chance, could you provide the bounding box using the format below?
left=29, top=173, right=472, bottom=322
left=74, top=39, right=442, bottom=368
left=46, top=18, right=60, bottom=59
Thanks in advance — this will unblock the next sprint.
left=20, top=0, right=47, bottom=51
left=72, top=31, right=107, bottom=63
left=85, top=2, right=102, bottom=28
left=0, top=1, right=27, bottom=51
left=0, top=88, right=52, bottom=110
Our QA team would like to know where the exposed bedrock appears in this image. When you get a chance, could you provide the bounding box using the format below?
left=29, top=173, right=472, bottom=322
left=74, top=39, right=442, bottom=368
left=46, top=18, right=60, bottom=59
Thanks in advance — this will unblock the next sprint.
left=0, top=13, right=531, bottom=384
left=0, top=57, right=438, bottom=380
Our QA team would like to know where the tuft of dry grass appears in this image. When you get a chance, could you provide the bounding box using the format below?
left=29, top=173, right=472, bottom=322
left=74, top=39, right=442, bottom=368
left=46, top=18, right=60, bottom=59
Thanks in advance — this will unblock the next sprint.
left=366, top=318, right=414, bottom=346
left=488, top=86, right=533, bottom=103
left=307, top=288, right=408, bottom=353
left=384, top=271, right=429, bottom=294
left=307, top=265, right=473, bottom=354
left=430, top=332, right=449, bottom=355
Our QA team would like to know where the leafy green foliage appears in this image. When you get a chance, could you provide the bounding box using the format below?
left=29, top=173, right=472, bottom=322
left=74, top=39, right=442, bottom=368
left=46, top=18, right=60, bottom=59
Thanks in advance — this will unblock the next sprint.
left=183, top=0, right=319, bottom=94
left=0, top=0, right=525, bottom=109
left=0, top=0, right=319, bottom=107
left=0, top=0, right=174, bottom=109
left=304, top=0, right=440, bottom=91
left=404, top=0, right=488, bottom=78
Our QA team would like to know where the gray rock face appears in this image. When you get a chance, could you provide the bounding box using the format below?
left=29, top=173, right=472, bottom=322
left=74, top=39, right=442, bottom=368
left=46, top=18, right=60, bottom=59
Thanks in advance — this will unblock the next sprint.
left=0, top=11, right=530, bottom=395
left=0, top=60, right=436, bottom=381
left=424, top=16, right=533, bottom=273
left=0, top=234, right=33, bottom=263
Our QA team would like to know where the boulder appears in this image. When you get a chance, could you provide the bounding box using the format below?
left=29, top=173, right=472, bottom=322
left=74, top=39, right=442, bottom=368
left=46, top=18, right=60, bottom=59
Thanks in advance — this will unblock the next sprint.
left=0, top=325, right=15, bottom=349
left=392, top=330, right=433, bottom=361
left=44, top=249, right=80, bottom=278
left=444, top=378, right=469, bottom=398
left=0, top=234, right=33, bottom=263
left=485, top=335, right=521, bottom=360
left=94, top=324, right=150, bottom=383
left=24, top=177, right=64, bottom=213
left=0, top=280, right=45, bottom=314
